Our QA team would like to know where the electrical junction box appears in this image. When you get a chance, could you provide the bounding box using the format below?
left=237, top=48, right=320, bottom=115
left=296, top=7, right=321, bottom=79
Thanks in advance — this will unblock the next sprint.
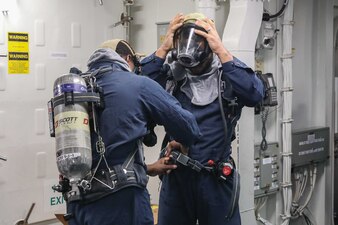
left=254, top=142, right=280, bottom=198
left=292, top=127, right=330, bottom=168
left=156, top=22, right=169, bottom=48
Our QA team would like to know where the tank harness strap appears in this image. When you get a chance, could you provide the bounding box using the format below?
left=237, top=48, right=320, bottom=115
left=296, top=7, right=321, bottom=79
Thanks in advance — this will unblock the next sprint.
left=51, top=66, right=112, bottom=108
left=85, top=68, right=145, bottom=193
left=219, top=71, right=240, bottom=117
left=109, top=146, right=139, bottom=185
left=52, top=92, right=102, bottom=107
left=110, top=166, right=136, bottom=182
left=66, top=146, right=145, bottom=204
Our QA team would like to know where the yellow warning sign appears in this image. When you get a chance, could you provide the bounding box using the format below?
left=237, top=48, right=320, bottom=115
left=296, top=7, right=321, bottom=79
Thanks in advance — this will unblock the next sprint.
left=8, top=32, right=29, bottom=74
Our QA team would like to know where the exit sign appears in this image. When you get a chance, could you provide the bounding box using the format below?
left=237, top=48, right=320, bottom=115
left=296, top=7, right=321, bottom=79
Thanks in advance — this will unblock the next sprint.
left=43, top=179, right=66, bottom=212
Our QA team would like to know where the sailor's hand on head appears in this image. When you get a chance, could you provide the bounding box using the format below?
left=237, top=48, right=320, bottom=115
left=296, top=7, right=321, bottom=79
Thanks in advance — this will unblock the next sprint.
left=156, top=13, right=184, bottom=59
left=194, top=18, right=233, bottom=63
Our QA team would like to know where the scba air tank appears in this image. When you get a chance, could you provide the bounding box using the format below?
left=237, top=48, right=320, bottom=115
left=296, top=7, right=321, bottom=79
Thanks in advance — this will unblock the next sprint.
left=53, top=73, right=92, bottom=183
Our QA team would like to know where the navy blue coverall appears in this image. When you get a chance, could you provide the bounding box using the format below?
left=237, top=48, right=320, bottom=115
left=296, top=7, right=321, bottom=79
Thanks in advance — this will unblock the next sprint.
left=141, top=53, right=264, bottom=225
left=67, top=51, right=201, bottom=225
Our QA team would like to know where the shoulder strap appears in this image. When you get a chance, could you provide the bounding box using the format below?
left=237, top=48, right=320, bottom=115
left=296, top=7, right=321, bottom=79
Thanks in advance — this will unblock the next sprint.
left=219, top=70, right=236, bottom=102
left=218, top=71, right=229, bottom=143
left=219, top=71, right=242, bottom=117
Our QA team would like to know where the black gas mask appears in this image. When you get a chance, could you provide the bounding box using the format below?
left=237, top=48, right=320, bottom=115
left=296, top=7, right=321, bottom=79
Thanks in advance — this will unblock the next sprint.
left=172, top=23, right=211, bottom=68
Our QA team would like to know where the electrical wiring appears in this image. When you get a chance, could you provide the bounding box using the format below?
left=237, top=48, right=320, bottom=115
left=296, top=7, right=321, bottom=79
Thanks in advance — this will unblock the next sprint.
left=267, top=104, right=282, bottom=117
left=280, top=0, right=294, bottom=224
left=255, top=197, right=274, bottom=225
left=255, top=197, right=266, bottom=216
left=291, top=168, right=308, bottom=218
left=260, top=107, right=269, bottom=151
left=293, top=169, right=308, bottom=204
left=297, top=166, right=317, bottom=215
left=303, top=215, right=314, bottom=225
left=257, top=215, right=274, bottom=225
left=290, top=165, right=318, bottom=225
left=302, top=207, right=317, bottom=225
left=263, top=0, right=289, bottom=21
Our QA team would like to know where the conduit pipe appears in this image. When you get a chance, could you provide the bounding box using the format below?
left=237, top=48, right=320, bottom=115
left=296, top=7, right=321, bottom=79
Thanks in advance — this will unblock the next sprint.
left=124, top=0, right=133, bottom=42
left=280, top=0, right=294, bottom=224
left=221, top=1, right=263, bottom=224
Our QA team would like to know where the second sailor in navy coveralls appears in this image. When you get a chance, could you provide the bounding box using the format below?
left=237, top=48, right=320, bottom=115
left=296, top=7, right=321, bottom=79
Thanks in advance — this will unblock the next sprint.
left=66, top=39, right=201, bottom=225
left=141, top=13, right=264, bottom=225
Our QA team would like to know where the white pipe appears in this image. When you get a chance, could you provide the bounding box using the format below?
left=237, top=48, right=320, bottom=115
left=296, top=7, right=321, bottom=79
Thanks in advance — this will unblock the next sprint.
left=335, top=17, right=338, bottom=100
left=336, top=77, right=338, bottom=133
left=280, top=0, right=294, bottom=224
left=125, top=5, right=131, bottom=42
left=221, top=0, right=263, bottom=223
left=194, top=0, right=217, bottom=21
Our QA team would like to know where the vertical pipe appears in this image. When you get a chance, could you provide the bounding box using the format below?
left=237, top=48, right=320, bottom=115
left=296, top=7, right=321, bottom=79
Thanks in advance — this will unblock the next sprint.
left=333, top=16, right=338, bottom=183
left=125, top=3, right=131, bottom=42
left=280, top=1, right=294, bottom=224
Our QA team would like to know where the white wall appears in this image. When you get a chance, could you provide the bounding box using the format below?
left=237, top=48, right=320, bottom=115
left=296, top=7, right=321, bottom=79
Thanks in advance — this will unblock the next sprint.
left=0, top=0, right=125, bottom=224
left=293, top=1, right=334, bottom=223
left=292, top=0, right=316, bottom=129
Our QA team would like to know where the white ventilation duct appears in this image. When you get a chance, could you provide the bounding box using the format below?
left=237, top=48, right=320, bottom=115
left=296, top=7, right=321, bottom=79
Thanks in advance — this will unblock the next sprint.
left=222, top=0, right=263, bottom=223
left=194, top=0, right=217, bottom=21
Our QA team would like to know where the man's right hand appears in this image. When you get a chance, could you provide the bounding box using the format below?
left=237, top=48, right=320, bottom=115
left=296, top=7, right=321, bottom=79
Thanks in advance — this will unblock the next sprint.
left=156, top=13, right=184, bottom=59
left=146, top=157, right=177, bottom=176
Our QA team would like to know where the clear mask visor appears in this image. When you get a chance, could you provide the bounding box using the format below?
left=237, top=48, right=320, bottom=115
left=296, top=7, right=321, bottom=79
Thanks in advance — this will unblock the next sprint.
left=174, top=26, right=207, bottom=68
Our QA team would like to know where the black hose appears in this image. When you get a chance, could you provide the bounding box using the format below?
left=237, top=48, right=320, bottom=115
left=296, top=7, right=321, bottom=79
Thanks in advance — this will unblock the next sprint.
left=260, top=107, right=269, bottom=151
left=263, top=0, right=288, bottom=21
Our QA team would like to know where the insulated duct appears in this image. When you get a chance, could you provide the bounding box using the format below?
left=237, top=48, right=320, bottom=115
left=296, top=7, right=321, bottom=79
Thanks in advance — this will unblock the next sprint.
left=221, top=1, right=263, bottom=224
left=194, top=0, right=217, bottom=21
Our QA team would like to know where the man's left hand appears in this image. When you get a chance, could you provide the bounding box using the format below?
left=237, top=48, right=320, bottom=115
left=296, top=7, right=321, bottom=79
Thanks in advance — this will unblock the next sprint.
left=194, top=18, right=233, bottom=63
